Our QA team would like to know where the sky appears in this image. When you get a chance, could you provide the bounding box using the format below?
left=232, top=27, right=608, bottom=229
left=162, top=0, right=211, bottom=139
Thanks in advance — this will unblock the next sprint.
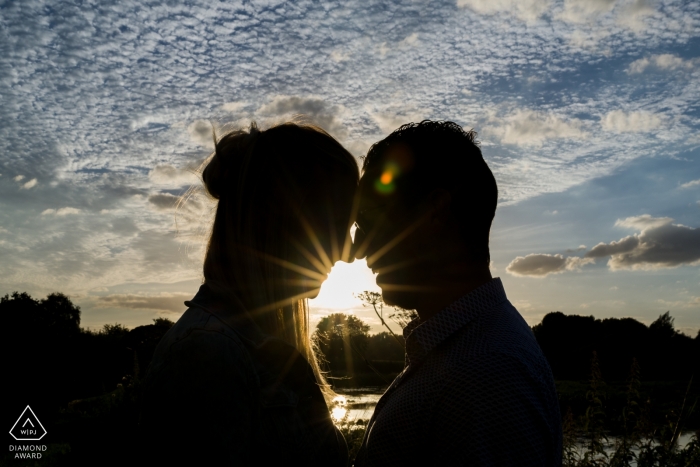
left=1, top=0, right=699, bottom=336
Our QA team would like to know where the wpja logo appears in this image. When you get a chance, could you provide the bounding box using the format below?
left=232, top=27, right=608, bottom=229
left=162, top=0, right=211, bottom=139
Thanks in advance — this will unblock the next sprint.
left=8, top=406, right=47, bottom=460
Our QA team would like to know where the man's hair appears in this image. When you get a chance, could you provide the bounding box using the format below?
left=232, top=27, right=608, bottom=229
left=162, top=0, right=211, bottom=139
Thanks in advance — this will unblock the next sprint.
left=363, top=120, right=498, bottom=264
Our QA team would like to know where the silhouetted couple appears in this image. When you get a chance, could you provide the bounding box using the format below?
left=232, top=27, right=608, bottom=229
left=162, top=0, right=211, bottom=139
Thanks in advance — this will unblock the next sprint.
left=140, top=120, right=563, bottom=466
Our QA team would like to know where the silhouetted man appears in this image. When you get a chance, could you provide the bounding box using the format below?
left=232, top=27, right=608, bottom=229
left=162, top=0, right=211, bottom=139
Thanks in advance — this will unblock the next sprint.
left=352, top=121, right=562, bottom=466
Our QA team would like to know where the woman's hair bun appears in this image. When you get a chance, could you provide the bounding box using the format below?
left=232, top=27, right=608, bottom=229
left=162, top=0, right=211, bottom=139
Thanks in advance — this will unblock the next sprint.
left=202, top=122, right=261, bottom=200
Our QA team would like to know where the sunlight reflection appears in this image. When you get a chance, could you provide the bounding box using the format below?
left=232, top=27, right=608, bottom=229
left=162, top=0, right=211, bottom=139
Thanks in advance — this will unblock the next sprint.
left=331, top=395, right=348, bottom=422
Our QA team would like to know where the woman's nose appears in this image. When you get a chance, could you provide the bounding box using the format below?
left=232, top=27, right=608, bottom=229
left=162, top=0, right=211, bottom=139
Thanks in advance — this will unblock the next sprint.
left=351, top=227, right=367, bottom=260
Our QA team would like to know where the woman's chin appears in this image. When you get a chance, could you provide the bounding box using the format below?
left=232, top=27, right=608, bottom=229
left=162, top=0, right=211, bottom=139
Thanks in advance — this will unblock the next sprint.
left=290, top=285, right=322, bottom=300
left=306, top=290, right=320, bottom=300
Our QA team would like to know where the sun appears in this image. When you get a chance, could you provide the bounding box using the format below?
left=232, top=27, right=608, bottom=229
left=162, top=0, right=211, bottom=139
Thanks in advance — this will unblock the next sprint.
left=308, top=259, right=380, bottom=310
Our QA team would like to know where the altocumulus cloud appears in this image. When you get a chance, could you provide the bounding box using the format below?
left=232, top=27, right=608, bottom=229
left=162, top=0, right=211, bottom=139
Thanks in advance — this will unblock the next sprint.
left=506, top=253, right=594, bottom=277
left=601, top=110, right=663, bottom=133
left=41, top=207, right=81, bottom=216
left=585, top=215, right=700, bottom=270
left=149, top=165, right=199, bottom=188
left=21, top=178, right=38, bottom=190
left=488, top=109, right=586, bottom=147
left=147, top=193, right=179, bottom=211
left=628, top=54, right=696, bottom=74
left=97, top=293, right=191, bottom=313
left=256, top=95, right=348, bottom=140
left=1, top=0, right=699, bottom=309
left=457, top=0, right=551, bottom=23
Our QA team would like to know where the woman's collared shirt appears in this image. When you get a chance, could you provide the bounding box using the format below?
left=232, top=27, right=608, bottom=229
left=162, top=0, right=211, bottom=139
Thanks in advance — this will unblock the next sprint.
left=140, top=284, right=347, bottom=466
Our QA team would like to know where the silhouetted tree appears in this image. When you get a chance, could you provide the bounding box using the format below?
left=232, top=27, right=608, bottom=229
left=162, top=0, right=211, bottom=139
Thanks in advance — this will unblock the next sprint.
left=533, top=310, right=698, bottom=382
left=389, top=306, right=418, bottom=330
left=649, top=311, right=676, bottom=339
left=152, top=317, right=175, bottom=328
left=314, top=313, right=370, bottom=378
left=366, top=331, right=405, bottom=362
left=356, top=291, right=404, bottom=347
left=1, top=291, right=83, bottom=426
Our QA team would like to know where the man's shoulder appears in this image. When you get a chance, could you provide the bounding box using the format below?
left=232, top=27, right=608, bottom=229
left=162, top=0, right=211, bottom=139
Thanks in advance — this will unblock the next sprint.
left=448, top=298, right=541, bottom=357
left=437, top=299, right=554, bottom=387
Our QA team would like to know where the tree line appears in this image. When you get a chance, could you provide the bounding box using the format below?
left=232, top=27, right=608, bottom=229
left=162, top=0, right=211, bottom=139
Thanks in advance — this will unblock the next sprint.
left=3, top=290, right=699, bottom=422
left=533, top=310, right=700, bottom=382
left=3, top=290, right=699, bottom=465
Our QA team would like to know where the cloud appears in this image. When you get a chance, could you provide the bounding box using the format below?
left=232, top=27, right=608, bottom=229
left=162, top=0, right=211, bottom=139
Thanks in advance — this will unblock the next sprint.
left=614, top=214, right=673, bottom=230
left=457, top=0, right=552, bottom=23
left=149, top=164, right=198, bottom=187
left=679, top=179, right=700, bottom=189
left=600, top=110, right=662, bottom=133
left=558, top=0, right=655, bottom=31
left=489, top=110, right=586, bottom=147
left=585, top=235, right=639, bottom=257
left=506, top=253, right=594, bottom=277
left=370, top=114, right=419, bottom=136
left=0, top=0, right=698, bottom=308
left=628, top=54, right=695, bottom=74
left=21, top=178, right=38, bottom=189
left=148, top=193, right=180, bottom=211
left=188, top=120, right=215, bottom=149
left=257, top=95, right=347, bottom=139
left=616, top=0, right=656, bottom=31
left=401, top=33, right=419, bottom=46
left=13, top=175, right=24, bottom=182
left=656, top=296, right=700, bottom=310
left=221, top=102, right=247, bottom=113
left=557, top=0, right=616, bottom=24
left=41, top=207, right=81, bottom=216
left=330, top=50, right=350, bottom=62
left=585, top=216, right=700, bottom=270
left=96, top=293, right=191, bottom=313
left=568, top=29, right=612, bottom=50
left=367, top=104, right=428, bottom=135
left=109, top=217, right=139, bottom=235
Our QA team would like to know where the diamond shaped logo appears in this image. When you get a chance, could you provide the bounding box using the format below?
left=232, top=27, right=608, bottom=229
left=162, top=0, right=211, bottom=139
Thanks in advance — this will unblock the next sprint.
left=9, top=406, right=46, bottom=441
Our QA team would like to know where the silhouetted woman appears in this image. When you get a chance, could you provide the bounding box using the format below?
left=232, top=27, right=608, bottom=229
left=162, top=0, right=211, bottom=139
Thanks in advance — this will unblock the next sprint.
left=141, top=122, right=358, bottom=466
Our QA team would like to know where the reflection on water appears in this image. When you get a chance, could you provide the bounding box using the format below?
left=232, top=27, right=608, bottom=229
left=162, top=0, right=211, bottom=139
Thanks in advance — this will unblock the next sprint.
left=331, top=388, right=384, bottom=424
left=331, top=395, right=348, bottom=422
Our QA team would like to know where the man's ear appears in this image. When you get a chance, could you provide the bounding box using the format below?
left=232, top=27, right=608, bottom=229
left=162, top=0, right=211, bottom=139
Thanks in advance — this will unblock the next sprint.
left=426, top=189, right=452, bottom=227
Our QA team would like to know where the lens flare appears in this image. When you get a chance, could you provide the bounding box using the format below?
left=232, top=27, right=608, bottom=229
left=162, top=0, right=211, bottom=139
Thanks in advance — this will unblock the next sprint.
left=374, top=162, right=401, bottom=195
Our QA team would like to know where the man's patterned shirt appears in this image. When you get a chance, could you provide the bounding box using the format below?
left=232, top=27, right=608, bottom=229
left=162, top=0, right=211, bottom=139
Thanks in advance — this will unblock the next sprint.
left=354, top=278, right=562, bottom=466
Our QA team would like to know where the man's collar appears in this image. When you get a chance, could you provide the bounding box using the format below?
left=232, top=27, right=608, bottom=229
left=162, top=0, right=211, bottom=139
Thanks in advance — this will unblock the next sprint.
left=403, top=278, right=508, bottom=365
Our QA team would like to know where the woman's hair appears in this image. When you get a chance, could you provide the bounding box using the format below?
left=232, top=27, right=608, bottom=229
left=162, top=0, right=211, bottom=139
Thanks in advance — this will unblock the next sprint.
left=200, top=121, right=358, bottom=395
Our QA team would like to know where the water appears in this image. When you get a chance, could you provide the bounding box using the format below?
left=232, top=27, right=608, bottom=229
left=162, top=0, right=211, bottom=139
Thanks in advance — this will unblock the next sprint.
left=329, top=388, right=698, bottom=460
left=331, top=388, right=384, bottom=424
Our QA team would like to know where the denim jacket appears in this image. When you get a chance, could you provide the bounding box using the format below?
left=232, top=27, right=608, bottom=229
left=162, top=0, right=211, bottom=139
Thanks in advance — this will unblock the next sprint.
left=140, top=283, right=347, bottom=466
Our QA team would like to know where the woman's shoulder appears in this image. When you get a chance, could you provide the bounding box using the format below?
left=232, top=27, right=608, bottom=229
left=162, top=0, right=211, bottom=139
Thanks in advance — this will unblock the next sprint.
left=148, top=305, right=256, bottom=377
